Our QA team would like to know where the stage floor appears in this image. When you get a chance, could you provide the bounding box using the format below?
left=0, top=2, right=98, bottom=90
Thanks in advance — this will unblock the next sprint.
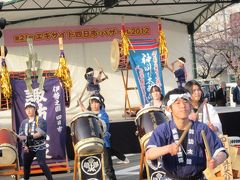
left=1, top=153, right=240, bottom=180
left=1, top=154, right=145, bottom=180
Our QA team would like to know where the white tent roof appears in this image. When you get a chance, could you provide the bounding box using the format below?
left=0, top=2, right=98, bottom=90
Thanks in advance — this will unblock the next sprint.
left=0, top=0, right=237, bottom=34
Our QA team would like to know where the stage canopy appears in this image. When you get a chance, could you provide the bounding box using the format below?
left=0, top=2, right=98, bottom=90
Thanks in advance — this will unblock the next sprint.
left=1, top=0, right=238, bottom=34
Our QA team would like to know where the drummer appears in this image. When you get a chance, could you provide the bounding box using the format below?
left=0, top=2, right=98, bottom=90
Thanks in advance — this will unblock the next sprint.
left=84, top=67, right=108, bottom=95
left=146, top=88, right=227, bottom=180
left=140, top=84, right=164, bottom=178
left=185, top=80, right=222, bottom=135
left=78, top=94, right=117, bottom=180
left=144, top=85, right=164, bottom=109
left=18, top=101, right=53, bottom=180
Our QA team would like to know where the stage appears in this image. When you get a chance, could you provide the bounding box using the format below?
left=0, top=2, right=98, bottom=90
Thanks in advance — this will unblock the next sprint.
left=65, top=106, right=240, bottom=159
left=216, top=106, right=240, bottom=137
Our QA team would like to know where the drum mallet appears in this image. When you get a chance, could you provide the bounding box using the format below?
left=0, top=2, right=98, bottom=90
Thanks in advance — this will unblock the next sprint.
left=95, top=58, right=108, bottom=79
left=177, top=121, right=192, bottom=147
left=201, top=130, right=212, bottom=159
left=76, top=83, right=88, bottom=107
left=201, top=130, right=218, bottom=179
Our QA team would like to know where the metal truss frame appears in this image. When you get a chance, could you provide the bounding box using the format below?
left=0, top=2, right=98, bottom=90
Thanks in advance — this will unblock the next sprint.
left=2, top=0, right=239, bottom=34
left=187, top=0, right=238, bottom=34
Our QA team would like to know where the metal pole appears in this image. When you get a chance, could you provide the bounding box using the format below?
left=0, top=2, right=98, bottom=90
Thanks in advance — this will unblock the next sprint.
left=190, top=33, right=198, bottom=78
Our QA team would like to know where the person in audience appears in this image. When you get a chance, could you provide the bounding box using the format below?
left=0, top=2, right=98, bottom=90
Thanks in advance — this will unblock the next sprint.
left=146, top=88, right=227, bottom=179
left=216, top=81, right=227, bottom=106
left=233, top=78, right=240, bottom=107
left=207, top=84, right=216, bottom=106
left=185, top=80, right=222, bottom=134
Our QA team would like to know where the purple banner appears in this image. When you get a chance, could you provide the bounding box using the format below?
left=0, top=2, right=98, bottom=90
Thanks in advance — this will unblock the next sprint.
left=11, top=78, right=66, bottom=161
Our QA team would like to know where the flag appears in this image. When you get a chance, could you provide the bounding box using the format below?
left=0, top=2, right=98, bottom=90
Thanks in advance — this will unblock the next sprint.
left=129, top=39, right=165, bottom=105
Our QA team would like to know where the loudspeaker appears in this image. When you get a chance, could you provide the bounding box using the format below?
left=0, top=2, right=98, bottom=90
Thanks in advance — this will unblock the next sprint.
left=0, top=18, right=6, bottom=29
left=104, top=0, right=118, bottom=8
left=80, top=15, right=84, bottom=26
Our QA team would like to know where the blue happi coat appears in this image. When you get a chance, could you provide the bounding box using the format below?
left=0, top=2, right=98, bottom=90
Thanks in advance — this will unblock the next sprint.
left=98, top=109, right=111, bottom=148
left=147, top=119, right=225, bottom=178
left=18, top=117, right=47, bottom=151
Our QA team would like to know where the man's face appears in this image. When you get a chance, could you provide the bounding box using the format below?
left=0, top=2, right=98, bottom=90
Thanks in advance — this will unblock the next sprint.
left=169, top=98, right=191, bottom=120
left=25, top=106, right=36, bottom=118
left=221, top=82, right=226, bottom=89
left=237, top=80, right=240, bottom=86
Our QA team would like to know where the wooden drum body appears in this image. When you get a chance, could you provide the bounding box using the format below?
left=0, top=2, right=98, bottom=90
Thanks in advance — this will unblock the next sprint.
left=70, top=112, right=104, bottom=155
left=110, top=38, right=130, bottom=72
left=135, top=107, right=167, bottom=147
left=0, top=128, right=17, bottom=165
left=213, top=136, right=240, bottom=179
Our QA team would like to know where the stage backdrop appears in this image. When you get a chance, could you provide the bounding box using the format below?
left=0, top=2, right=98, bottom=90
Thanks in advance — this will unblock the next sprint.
left=129, top=39, right=165, bottom=105
left=11, top=78, right=67, bottom=163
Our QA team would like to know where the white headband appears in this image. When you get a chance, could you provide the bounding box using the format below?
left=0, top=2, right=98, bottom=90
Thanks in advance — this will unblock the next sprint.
left=89, top=96, right=101, bottom=102
left=178, top=59, right=185, bottom=64
left=167, top=93, right=191, bottom=107
left=86, top=71, right=94, bottom=75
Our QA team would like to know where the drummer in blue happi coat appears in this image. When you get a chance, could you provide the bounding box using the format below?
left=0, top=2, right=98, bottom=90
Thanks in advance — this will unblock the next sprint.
left=146, top=88, right=227, bottom=180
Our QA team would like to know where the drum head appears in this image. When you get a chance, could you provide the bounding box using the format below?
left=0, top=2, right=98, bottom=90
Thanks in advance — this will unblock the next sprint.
left=0, top=144, right=17, bottom=165
left=110, top=39, right=120, bottom=72
left=70, top=111, right=98, bottom=125
left=135, top=106, right=164, bottom=122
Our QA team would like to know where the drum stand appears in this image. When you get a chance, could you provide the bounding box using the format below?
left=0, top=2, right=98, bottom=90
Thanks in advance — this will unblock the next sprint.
left=73, top=152, right=105, bottom=180
left=121, top=70, right=140, bottom=118
left=138, top=143, right=150, bottom=180
left=0, top=156, right=20, bottom=180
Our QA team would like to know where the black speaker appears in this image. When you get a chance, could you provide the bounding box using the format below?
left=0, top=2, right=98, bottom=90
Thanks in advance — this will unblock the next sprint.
left=0, top=18, right=6, bottom=29
left=104, top=0, right=118, bottom=8
left=80, top=15, right=84, bottom=26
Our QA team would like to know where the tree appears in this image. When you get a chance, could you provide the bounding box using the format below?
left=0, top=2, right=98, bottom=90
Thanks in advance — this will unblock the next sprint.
left=194, top=6, right=240, bottom=79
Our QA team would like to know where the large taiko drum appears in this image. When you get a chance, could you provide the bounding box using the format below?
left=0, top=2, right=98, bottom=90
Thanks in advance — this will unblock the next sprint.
left=70, top=112, right=104, bottom=155
left=110, top=38, right=131, bottom=72
left=135, top=107, right=167, bottom=147
left=215, top=136, right=240, bottom=179
left=0, top=128, right=17, bottom=165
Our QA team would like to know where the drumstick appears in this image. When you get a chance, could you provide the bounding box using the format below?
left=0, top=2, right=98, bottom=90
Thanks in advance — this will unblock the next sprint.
left=59, top=37, right=64, bottom=51
left=94, top=58, right=108, bottom=79
left=12, top=130, right=20, bottom=140
left=177, top=121, right=192, bottom=146
left=205, top=103, right=211, bottom=123
left=196, top=98, right=208, bottom=114
left=201, top=130, right=212, bottom=158
left=76, top=83, right=88, bottom=107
